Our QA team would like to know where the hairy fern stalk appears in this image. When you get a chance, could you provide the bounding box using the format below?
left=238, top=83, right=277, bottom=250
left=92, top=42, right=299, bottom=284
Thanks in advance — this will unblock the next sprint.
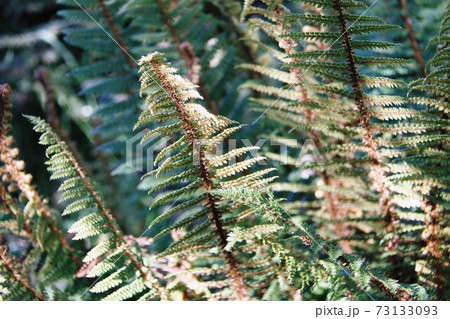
left=0, top=0, right=448, bottom=301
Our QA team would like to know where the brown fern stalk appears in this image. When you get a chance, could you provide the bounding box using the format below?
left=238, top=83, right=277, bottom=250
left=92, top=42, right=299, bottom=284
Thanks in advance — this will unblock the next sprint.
left=272, top=3, right=349, bottom=249
left=398, top=0, right=426, bottom=76
left=150, top=59, right=248, bottom=300
left=155, top=0, right=219, bottom=115
left=97, top=0, right=135, bottom=67
left=0, top=245, right=45, bottom=300
left=332, top=0, right=399, bottom=251
left=35, top=68, right=86, bottom=168
left=0, top=84, right=82, bottom=267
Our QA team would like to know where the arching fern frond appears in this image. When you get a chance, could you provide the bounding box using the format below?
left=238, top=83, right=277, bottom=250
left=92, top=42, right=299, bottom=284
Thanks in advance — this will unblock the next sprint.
left=25, top=115, right=164, bottom=301
left=136, top=52, right=277, bottom=300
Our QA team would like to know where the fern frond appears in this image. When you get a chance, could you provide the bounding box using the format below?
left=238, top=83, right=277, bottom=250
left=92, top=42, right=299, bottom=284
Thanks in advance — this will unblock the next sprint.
left=26, top=115, right=164, bottom=300
left=214, top=188, right=428, bottom=301
left=136, top=52, right=278, bottom=300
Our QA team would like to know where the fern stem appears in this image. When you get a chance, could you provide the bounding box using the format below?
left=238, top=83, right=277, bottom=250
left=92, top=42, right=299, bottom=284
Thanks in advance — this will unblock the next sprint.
left=97, top=0, right=135, bottom=67
left=398, top=0, right=426, bottom=76
left=273, top=4, right=347, bottom=246
left=150, top=60, right=248, bottom=300
left=0, top=84, right=82, bottom=267
left=155, top=0, right=219, bottom=115
left=332, top=0, right=399, bottom=251
left=35, top=67, right=86, bottom=169
left=0, top=246, right=45, bottom=301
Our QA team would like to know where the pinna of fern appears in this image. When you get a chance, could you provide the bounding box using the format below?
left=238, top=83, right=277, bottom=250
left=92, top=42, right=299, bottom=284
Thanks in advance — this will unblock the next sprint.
left=25, top=114, right=165, bottom=301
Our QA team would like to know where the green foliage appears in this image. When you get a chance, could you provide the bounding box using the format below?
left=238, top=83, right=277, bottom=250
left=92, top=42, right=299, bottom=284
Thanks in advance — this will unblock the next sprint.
left=136, top=52, right=278, bottom=299
left=404, top=5, right=450, bottom=299
left=214, top=187, right=428, bottom=301
left=26, top=115, right=164, bottom=300
left=240, top=0, right=449, bottom=300
left=0, top=0, right=448, bottom=301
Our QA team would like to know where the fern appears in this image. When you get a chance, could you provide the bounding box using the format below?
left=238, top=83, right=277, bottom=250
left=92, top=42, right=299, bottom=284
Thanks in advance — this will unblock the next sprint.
left=402, top=6, right=450, bottom=299
left=58, top=0, right=258, bottom=234
left=214, top=187, right=428, bottom=301
left=0, top=84, right=82, bottom=294
left=0, top=0, right=447, bottom=301
left=25, top=115, right=164, bottom=301
left=135, top=52, right=279, bottom=300
left=240, top=0, right=448, bottom=292
left=0, top=246, right=45, bottom=301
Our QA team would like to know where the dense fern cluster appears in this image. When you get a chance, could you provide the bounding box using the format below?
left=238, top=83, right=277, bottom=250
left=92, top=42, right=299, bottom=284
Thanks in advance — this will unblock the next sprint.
left=0, top=0, right=448, bottom=300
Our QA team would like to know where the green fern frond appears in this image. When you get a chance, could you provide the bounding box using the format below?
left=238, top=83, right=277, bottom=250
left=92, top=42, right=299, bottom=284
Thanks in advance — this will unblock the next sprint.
left=136, top=52, right=279, bottom=300
left=25, top=115, right=164, bottom=301
left=214, top=188, right=428, bottom=301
